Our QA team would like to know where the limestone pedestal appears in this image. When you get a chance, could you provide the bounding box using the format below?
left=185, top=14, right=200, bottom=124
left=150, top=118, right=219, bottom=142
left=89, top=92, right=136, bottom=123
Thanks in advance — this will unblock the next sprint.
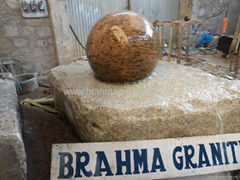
left=49, top=61, right=240, bottom=142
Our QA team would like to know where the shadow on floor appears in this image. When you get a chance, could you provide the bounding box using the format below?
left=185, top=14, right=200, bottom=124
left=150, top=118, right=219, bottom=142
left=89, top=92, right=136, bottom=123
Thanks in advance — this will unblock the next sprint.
left=19, top=87, right=80, bottom=180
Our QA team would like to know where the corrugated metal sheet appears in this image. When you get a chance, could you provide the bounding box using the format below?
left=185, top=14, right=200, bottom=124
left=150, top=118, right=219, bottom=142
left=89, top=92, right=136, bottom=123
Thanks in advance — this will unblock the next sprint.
left=130, top=0, right=179, bottom=21
left=67, top=0, right=128, bottom=56
left=131, top=0, right=179, bottom=39
left=67, top=0, right=179, bottom=57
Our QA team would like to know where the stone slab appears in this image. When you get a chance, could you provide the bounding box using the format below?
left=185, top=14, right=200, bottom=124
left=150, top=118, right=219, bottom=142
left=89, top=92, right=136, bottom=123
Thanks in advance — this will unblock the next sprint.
left=49, top=60, right=240, bottom=142
left=0, top=80, right=27, bottom=180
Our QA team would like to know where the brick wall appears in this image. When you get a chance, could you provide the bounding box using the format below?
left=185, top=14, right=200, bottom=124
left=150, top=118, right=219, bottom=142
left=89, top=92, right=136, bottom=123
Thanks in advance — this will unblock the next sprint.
left=0, top=0, right=58, bottom=74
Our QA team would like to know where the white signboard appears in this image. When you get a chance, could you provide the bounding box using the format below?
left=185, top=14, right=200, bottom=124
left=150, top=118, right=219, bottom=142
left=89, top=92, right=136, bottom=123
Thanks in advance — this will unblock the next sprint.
left=51, top=133, right=240, bottom=179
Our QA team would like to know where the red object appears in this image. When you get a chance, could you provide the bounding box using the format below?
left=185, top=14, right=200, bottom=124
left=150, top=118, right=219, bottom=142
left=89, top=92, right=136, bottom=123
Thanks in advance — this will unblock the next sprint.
left=222, top=17, right=229, bottom=34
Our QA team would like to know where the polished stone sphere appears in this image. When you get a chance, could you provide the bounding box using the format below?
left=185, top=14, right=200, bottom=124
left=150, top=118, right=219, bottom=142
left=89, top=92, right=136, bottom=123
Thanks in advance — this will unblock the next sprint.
left=86, top=11, right=160, bottom=82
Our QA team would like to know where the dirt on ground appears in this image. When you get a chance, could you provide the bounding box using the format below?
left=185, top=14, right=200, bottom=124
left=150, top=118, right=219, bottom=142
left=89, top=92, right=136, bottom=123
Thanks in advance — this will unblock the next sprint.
left=19, top=87, right=80, bottom=180
left=163, top=51, right=240, bottom=80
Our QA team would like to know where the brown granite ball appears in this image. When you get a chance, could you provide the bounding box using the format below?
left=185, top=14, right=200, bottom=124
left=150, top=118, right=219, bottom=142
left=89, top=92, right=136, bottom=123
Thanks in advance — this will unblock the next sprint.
left=87, top=11, right=160, bottom=83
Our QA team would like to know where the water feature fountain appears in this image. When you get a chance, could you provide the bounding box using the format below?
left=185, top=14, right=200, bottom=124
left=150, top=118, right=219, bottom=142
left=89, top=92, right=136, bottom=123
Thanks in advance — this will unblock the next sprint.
left=49, top=11, right=240, bottom=142
left=87, top=11, right=159, bottom=82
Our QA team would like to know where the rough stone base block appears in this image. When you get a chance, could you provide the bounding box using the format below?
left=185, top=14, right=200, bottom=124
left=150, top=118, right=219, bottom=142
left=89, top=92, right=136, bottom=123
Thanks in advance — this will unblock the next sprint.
left=0, top=80, right=27, bottom=180
left=49, top=61, right=240, bottom=142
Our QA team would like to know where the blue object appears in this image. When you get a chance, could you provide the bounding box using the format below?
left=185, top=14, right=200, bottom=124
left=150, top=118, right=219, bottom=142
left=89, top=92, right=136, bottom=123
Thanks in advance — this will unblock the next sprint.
left=197, top=31, right=214, bottom=46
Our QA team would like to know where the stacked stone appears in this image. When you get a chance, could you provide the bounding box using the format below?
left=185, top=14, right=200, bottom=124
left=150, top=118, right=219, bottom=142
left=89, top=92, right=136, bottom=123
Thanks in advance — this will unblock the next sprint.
left=0, top=80, right=27, bottom=180
left=0, top=0, right=57, bottom=73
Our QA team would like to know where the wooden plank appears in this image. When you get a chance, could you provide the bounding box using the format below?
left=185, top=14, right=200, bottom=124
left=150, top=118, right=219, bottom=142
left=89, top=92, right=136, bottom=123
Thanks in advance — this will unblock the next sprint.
left=229, top=17, right=240, bottom=73
left=239, top=44, right=240, bottom=56
left=172, top=19, right=201, bottom=24
left=230, top=17, right=240, bottom=54
left=159, top=25, right=164, bottom=59
left=234, top=31, right=240, bottom=54
left=177, top=24, right=183, bottom=64
left=185, top=24, right=191, bottom=61
left=168, top=25, right=173, bottom=61
left=155, top=21, right=172, bottom=26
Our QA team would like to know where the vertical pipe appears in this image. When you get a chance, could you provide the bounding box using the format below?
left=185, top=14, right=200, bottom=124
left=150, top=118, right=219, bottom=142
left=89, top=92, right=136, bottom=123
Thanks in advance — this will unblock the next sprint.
left=127, top=0, right=131, bottom=10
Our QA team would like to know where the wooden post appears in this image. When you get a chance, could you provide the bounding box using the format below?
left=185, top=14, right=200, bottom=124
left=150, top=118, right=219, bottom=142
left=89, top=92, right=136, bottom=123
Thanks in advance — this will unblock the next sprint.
left=0, top=63, right=3, bottom=73
left=230, top=18, right=240, bottom=54
left=156, top=19, right=201, bottom=64
left=159, top=25, right=164, bottom=59
left=229, top=17, right=240, bottom=72
left=185, top=24, right=191, bottom=61
left=177, top=24, right=183, bottom=64
left=168, top=24, right=173, bottom=61
left=235, top=32, right=240, bottom=54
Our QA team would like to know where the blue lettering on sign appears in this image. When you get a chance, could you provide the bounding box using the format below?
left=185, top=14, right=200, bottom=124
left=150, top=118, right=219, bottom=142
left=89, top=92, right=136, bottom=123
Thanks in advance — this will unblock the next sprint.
left=209, top=143, right=224, bottom=166
left=222, top=142, right=230, bottom=165
left=150, top=148, right=166, bottom=172
left=198, top=144, right=211, bottom=168
left=173, top=146, right=183, bottom=170
left=132, top=149, right=149, bottom=174
left=184, top=145, right=197, bottom=169
left=56, top=140, right=240, bottom=179
left=94, top=151, right=114, bottom=177
left=115, top=150, right=132, bottom=175
left=75, top=152, right=92, bottom=178
left=226, top=141, right=238, bottom=164
left=58, top=152, right=74, bottom=179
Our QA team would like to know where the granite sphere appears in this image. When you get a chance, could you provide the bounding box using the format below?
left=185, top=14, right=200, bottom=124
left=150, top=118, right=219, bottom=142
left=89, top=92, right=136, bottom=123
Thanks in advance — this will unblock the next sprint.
left=87, top=11, right=160, bottom=82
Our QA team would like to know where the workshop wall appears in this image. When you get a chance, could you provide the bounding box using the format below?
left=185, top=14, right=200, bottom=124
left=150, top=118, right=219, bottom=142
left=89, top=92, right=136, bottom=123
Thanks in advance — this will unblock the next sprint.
left=192, top=0, right=240, bottom=35
left=49, top=0, right=180, bottom=62
left=0, top=0, right=58, bottom=74
left=48, top=0, right=75, bottom=65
